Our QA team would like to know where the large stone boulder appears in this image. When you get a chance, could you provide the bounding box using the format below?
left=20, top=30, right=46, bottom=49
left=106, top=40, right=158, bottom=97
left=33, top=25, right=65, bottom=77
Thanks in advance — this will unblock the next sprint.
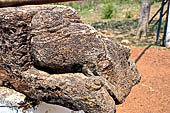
left=0, top=5, right=141, bottom=113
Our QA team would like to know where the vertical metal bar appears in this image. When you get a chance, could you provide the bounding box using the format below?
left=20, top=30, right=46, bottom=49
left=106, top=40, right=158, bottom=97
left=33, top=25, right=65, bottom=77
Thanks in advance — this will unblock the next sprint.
left=162, top=0, right=170, bottom=46
left=156, top=0, right=165, bottom=44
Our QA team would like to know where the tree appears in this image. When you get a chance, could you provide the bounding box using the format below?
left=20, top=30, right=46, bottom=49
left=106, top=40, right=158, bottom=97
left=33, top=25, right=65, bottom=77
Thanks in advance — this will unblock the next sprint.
left=137, top=0, right=151, bottom=39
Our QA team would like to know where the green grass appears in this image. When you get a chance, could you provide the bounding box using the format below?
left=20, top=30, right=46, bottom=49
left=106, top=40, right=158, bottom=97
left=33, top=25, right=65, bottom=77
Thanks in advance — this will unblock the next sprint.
left=51, top=1, right=97, bottom=14
left=102, top=3, right=115, bottom=19
left=125, top=11, right=134, bottom=19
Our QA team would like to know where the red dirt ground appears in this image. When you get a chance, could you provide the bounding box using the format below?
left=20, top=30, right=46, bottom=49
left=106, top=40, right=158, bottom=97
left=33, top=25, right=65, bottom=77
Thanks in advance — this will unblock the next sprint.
left=116, top=46, right=170, bottom=113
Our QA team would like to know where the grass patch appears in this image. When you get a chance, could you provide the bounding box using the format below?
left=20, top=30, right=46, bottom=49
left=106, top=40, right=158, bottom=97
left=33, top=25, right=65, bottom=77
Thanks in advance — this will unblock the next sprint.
left=102, top=3, right=115, bottom=19
left=125, top=11, right=134, bottom=19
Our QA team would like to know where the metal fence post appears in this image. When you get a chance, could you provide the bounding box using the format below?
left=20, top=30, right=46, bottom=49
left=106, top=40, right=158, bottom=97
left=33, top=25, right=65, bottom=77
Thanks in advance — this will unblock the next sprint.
left=156, top=0, right=165, bottom=44
left=162, top=0, right=170, bottom=46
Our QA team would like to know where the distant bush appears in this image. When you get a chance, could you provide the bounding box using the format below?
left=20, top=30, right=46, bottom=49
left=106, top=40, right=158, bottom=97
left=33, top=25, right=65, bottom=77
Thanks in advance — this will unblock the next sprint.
left=68, top=2, right=81, bottom=11
left=102, top=0, right=115, bottom=4
left=118, top=0, right=131, bottom=4
left=51, top=1, right=97, bottom=13
left=151, top=0, right=159, bottom=4
left=102, top=3, right=115, bottom=19
left=112, top=8, right=118, bottom=18
left=116, top=0, right=160, bottom=5
left=125, top=11, right=134, bottom=18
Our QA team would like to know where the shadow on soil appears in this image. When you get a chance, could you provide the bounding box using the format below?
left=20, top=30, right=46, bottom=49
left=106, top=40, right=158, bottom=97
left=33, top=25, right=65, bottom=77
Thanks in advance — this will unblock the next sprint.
left=135, top=44, right=152, bottom=63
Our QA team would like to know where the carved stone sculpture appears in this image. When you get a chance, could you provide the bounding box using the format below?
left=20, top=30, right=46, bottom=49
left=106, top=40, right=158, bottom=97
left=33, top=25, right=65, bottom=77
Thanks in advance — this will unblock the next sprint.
left=0, top=5, right=141, bottom=113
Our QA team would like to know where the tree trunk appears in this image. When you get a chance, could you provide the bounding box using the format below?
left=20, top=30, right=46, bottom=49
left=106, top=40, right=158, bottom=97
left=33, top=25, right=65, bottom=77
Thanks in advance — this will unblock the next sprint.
left=137, top=0, right=151, bottom=39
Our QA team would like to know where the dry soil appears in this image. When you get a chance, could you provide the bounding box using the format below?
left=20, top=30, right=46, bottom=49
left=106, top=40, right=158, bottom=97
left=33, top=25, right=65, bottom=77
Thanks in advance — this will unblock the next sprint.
left=117, top=46, right=170, bottom=113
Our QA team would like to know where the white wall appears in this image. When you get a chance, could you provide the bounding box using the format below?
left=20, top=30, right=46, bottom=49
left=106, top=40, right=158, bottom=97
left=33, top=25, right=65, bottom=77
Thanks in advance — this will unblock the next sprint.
left=0, top=87, right=84, bottom=113
left=166, top=3, right=170, bottom=47
left=0, top=102, right=84, bottom=113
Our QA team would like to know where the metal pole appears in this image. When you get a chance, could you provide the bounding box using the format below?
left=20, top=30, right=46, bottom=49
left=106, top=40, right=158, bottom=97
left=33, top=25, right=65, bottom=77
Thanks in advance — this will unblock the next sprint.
left=162, top=0, right=170, bottom=46
left=156, top=0, right=165, bottom=44
left=149, top=0, right=168, bottom=24
left=154, top=9, right=168, bottom=26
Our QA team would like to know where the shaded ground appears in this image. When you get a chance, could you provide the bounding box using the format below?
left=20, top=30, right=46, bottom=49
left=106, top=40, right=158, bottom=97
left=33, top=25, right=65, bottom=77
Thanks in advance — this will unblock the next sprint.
left=116, top=46, right=170, bottom=113
left=92, top=19, right=165, bottom=46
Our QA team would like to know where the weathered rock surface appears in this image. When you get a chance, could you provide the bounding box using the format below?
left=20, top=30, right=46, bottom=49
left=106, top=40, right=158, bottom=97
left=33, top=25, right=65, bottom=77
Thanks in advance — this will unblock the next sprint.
left=1, top=68, right=116, bottom=113
left=0, top=5, right=141, bottom=113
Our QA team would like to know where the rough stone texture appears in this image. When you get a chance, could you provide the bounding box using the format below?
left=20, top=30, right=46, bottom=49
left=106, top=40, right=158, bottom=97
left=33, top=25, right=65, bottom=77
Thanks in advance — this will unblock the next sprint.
left=0, top=5, right=141, bottom=113
left=0, top=67, right=116, bottom=113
